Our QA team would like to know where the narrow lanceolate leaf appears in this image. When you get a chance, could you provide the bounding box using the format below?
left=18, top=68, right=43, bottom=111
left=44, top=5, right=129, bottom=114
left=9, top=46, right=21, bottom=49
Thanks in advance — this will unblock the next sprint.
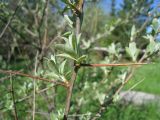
left=61, top=36, right=68, bottom=43
left=51, top=55, right=57, bottom=64
left=56, top=54, right=77, bottom=61
left=130, top=25, right=136, bottom=41
left=64, top=14, right=73, bottom=28
left=59, top=60, right=67, bottom=74
left=63, top=31, right=72, bottom=37
left=77, top=55, right=87, bottom=63
left=46, top=72, right=60, bottom=80
left=47, top=60, right=59, bottom=74
left=77, top=33, right=81, bottom=45
left=55, top=44, right=77, bottom=58
left=71, top=34, right=78, bottom=52
left=68, top=33, right=74, bottom=50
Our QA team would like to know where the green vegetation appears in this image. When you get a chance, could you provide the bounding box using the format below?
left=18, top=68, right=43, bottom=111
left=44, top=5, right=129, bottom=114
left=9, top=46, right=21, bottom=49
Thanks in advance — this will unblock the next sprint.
left=125, top=60, right=160, bottom=95
left=102, top=103, right=160, bottom=120
left=0, top=0, right=160, bottom=119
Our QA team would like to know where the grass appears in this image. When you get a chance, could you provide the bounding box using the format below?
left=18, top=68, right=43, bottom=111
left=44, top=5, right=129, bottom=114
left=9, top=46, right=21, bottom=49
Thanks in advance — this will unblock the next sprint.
left=102, top=103, right=160, bottom=120
left=124, top=60, right=160, bottom=95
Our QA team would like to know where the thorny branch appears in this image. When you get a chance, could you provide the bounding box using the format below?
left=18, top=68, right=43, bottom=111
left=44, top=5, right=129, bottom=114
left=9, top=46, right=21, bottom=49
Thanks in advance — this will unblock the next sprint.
left=0, top=69, right=67, bottom=87
left=76, top=63, right=147, bottom=67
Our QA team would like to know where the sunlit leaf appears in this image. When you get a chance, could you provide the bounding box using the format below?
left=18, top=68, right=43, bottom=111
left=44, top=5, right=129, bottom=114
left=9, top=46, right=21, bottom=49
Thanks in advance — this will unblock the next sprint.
left=77, top=55, right=87, bottom=63
left=51, top=55, right=57, bottom=64
left=64, top=14, right=73, bottom=28
left=57, top=53, right=77, bottom=61
left=108, top=43, right=116, bottom=55
left=130, top=25, right=136, bottom=41
left=59, top=60, right=67, bottom=74
left=46, top=72, right=60, bottom=80
left=126, top=42, right=139, bottom=61
left=55, top=44, right=77, bottom=58
left=151, top=18, right=159, bottom=33
left=47, top=60, right=59, bottom=74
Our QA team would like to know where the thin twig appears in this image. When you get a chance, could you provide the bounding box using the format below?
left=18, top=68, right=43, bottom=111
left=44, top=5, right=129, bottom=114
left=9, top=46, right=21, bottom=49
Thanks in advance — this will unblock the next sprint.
left=0, top=69, right=67, bottom=87
left=114, top=68, right=135, bottom=95
left=15, top=85, right=55, bottom=104
left=10, top=74, right=19, bottom=120
left=0, top=17, right=27, bottom=41
left=127, top=78, right=144, bottom=91
left=0, top=0, right=22, bottom=38
left=39, top=0, right=49, bottom=62
left=0, top=76, right=12, bottom=82
left=32, top=51, right=39, bottom=120
left=37, top=0, right=49, bottom=44
left=76, top=63, right=147, bottom=67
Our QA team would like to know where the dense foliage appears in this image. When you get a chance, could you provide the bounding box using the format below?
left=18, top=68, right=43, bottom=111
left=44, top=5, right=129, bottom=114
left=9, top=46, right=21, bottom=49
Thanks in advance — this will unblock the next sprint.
left=0, top=0, right=160, bottom=119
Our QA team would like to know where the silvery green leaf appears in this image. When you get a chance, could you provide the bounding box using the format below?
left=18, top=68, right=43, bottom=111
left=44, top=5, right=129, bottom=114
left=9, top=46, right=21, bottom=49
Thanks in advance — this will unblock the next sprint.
left=151, top=18, right=159, bottom=33
left=59, top=75, right=67, bottom=82
left=57, top=53, right=77, bottom=61
left=46, top=72, right=60, bottom=80
left=68, top=33, right=73, bottom=48
left=77, top=55, right=87, bottom=63
left=51, top=55, right=57, bottom=64
left=77, top=33, right=81, bottom=45
left=4, top=99, right=13, bottom=111
left=59, top=60, right=67, bottom=74
left=50, top=113, right=59, bottom=120
left=47, top=60, right=59, bottom=74
left=96, top=92, right=106, bottom=105
left=63, top=31, right=72, bottom=36
left=144, top=35, right=160, bottom=54
left=143, top=35, right=154, bottom=41
left=113, top=94, right=120, bottom=102
left=77, top=97, right=84, bottom=106
left=147, top=41, right=160, bottom=54
left=126, top=42, right=139, bottom=61
left=50, top=109, right=64, bottom=120
left=82, top=39, right=91, bottom=49
left=64, top=14, right=73, bottom=28
left=118, top=72, right=127, bottom=84
left=146, top=40, right=156, bottom=54
left=65, top=71, right=71, bottom=78
left=130, top=25, right=136, bottom=41
left=61, top=36, right=68, bottom=43
left=108, top=43, right=116, bottom=55
left=69, top=33, right=77, bottom=51
left=55, top=44, right=77, bottom=58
